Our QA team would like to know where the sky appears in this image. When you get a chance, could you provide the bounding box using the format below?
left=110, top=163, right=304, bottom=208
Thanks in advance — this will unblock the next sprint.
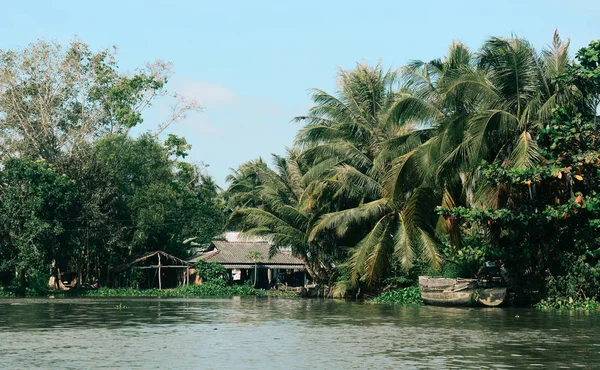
left=0, top=0, right=598, bottom=186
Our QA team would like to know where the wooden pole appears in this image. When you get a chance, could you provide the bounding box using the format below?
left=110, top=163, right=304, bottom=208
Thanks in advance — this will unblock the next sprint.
left=186, top=267, right=189, bottom=286
left=158, top=253, right=162, bottom=290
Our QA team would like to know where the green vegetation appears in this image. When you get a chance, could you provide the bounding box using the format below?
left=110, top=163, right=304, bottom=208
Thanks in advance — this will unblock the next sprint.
left=3, top=35, right=600, bottom=308
left=370, top=287, right=423, bottom=305
left=224, top=34, right=600, bottom=308
left=536, top=297, right=600, bottom=311
left=0, top=41, right=224, bottom=295
left=58, top=282, right=297, bottom=298
left=195, top=260, right=227, bottom=282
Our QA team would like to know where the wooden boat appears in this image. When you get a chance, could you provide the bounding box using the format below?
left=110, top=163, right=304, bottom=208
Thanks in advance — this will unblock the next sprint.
left=418, top=276, right=507, bottom=307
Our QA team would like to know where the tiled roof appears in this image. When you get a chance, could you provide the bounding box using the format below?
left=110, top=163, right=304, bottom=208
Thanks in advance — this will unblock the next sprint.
left=190, top=241, right=305, bottom=269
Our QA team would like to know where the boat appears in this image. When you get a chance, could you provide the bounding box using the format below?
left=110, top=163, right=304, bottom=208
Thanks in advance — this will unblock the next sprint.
left=418, top=276, right=507, bottom=307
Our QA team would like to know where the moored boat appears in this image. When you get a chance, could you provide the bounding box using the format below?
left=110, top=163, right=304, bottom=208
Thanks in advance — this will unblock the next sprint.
left=418, top=276, right=507, bottom=307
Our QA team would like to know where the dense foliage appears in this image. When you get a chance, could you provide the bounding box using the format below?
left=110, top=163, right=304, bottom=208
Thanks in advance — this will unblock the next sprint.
left=58, top=283, right=297, bottom=298
left=3, top=35, right=600, bottom=308
left=225, top=34, right=600, bottom=307
left=195, top=260, right=227, bottom=282
left=370, top=286, right=423, bottom=305
left=0, top=41, right=225, bottom=294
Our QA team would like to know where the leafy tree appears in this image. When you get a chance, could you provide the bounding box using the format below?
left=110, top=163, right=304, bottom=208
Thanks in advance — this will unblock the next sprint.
left=0, top=159, right=78, bottom=291
left=440, top=39, right=600, bottom=301
left=0, top=40, right=199, bottom=163
left=65, top=134, right=225, bottom=282
left=0, top=40, right=221, bottom=292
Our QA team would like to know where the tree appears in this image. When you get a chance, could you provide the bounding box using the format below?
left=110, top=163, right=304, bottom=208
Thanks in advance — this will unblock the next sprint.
left=226, top=151, right=337, bottom=283
left=440, top=39, right=600, bottom=301
left=0, top=40, right=200, bottom=164
left=0, top=158, right=78, bottom=292
left=246, top=251, right=263, bottom=287
left=0, top=40, right=222, bottom=294
left=66, top=134, right=225, bottom=282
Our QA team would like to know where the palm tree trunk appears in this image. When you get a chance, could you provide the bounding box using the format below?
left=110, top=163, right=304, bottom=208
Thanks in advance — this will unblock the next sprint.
left=300, top=256, right=328, bottom=282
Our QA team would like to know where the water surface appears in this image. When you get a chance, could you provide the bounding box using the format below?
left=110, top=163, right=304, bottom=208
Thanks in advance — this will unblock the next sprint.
left=1, top=297, right=598, bottom=369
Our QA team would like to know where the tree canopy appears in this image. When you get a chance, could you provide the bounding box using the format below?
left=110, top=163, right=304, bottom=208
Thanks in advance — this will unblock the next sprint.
left=225, top=33, right=600, bottom=304
left=0, top=41, right=223, bottom=294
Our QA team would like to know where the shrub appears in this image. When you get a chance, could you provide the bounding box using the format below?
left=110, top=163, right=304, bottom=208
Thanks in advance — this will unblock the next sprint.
left=536, top=254, right=600, bottom=310
left=195, top=260, right=227, bottom=282
left=370, top=286, right=423, bottom=305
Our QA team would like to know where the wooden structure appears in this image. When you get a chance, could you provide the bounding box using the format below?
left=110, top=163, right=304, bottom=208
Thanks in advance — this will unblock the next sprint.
left=418, top=276, right=507, bottom=307
left=189, top=241, right=307, bottom=289
left=112, top=251, right=193, bottom=289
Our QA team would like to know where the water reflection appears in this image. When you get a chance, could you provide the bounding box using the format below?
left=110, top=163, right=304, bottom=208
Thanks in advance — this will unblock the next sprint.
left=0, top=297, right=598, bottom=369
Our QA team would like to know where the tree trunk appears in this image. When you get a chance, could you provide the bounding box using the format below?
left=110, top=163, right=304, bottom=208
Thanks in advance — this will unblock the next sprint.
left=158, top=253, right=162, bottom=290
left=255, top=264, right=258, bottom=286
left=57, top=268, right=68, bottom=290
left=300, top=256, right=324, bottom=282
left=48, top=259, right=58, bottom=291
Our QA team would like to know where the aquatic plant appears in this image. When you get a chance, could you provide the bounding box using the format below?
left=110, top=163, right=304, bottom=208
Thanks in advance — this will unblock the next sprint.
left=370, top=286, right=423, bottom=305
left=536, top=297, right=600, bottom=311
left=54, top=282, right=298, bottom=298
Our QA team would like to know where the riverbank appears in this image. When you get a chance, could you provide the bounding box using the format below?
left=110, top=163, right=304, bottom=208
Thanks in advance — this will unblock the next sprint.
left=368, top=286, right=600, bottom=311
left=0, top=282, right=299, bottom=299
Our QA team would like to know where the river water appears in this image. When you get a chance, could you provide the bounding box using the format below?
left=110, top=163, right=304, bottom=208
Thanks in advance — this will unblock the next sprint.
left=0, top=297, right=598, bottom=369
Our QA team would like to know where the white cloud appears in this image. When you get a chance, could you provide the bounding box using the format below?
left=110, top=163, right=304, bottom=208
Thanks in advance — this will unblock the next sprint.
left=181, top=115, right=224, bottom=137
left=175, top=80, right=238, bottom=108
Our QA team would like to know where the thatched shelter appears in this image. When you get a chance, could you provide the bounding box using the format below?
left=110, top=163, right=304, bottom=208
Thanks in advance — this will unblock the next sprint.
left=112, top=251, right=192, bottom=289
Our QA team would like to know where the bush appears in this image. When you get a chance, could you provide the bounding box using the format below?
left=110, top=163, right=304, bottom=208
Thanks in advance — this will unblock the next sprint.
left=536, top=296, right=600, bottom=310
left=370, top=286, right=423, bottom=305
left=195, top=260, right=227, bottom=282
left=0, top=286, right=14, bottom=297
left=59, top=282, right=298, bottom=298
left=0, top=272, right=49, bottom=297
left=536, top=254, right=600, bottom=310
left=25, top=272, right=50, bottom=297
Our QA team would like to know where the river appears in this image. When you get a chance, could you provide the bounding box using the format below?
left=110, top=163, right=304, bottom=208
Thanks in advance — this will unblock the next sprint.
left=0, top=297, right=598, bottom=369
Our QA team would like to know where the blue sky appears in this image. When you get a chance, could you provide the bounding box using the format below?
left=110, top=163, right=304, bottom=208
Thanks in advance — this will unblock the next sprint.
left=1, top=0, right=598, bottom=186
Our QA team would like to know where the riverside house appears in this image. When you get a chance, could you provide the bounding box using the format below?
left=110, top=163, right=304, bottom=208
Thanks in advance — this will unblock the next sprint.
left=189, top=233, right=307, bottom=290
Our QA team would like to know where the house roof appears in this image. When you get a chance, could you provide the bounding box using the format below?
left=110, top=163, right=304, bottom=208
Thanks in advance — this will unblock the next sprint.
left=190, top=241, right=305, bottom=270
left=113, top=250, right=192, bottom=272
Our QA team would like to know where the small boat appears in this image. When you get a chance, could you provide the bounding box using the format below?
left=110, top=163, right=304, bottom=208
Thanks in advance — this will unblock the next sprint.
left=418, top=276, right=507, bottom=307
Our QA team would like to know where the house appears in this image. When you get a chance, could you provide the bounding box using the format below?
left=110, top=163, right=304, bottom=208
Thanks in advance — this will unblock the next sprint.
left=189, top=238, right=307, bottom=289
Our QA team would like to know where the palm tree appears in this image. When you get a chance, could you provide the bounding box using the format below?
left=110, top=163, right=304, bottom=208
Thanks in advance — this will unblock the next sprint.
left=226, top=151, right=336, bottom=283
left=309, top=33, right=575, bottom=290
left=382, top=33, right=575, bottom=268
left=226, top=33, right=577, bottom=293
left=246, top=250, right=263, bottom=287
left=305, top=47, right=477, bottom=290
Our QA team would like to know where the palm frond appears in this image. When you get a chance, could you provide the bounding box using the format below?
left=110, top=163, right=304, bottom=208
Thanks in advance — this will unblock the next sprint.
left=510, top=130, right=543, bottom=168
left=309, top=199, right=389, bottom=240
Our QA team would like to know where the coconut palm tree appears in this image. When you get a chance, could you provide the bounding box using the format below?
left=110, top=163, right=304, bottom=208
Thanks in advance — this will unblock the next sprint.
left=226, top=150, right=336, bottom=283
left=306, top=45, right=477, bottom=290
left=310, top=33, right=575, bottom=290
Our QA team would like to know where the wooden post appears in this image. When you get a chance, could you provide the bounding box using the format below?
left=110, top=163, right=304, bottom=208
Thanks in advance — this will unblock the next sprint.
left=186, top=267, right=189, bottom=286
left=158, top=253, right=162, bottom=290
